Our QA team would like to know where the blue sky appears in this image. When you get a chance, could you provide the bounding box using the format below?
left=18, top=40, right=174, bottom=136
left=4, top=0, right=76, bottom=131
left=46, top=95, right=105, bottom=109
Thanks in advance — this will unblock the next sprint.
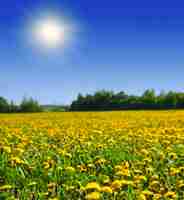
left=1, top=0, right=184, bottom=104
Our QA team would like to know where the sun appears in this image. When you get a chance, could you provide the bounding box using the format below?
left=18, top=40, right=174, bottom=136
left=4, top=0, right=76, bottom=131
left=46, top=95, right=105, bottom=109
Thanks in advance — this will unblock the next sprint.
left=33, top=17, right=69, bottom=48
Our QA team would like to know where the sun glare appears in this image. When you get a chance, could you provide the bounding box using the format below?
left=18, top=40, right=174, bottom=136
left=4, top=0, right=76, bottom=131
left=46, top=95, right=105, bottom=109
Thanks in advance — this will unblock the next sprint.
left=32, top=17, right=71, bottom=49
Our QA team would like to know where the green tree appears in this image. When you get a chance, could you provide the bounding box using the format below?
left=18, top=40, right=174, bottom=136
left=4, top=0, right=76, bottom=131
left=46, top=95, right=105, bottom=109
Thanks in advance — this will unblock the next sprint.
left=176, top=93, right=184, bottom=108
left=0, top=97, right=9, bottom=113
left=9, top=100, right=19, bottom=113
left=93, top=90, right=114, bottom=110
left=20, top=97, right=42, bottom=113
left=163, top=91, right=177, bottom=108
left=141, top=89, right=156, bottom=108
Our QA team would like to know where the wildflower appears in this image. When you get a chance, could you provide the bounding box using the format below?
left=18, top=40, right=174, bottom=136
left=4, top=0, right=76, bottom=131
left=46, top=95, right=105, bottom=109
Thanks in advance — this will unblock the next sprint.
left=178, top=182, right=184, bottom=190
left=149, top=180, right=160, bottom=192
left=100, top=186, right=112, bottom=193
left=135, top=175, right=147, bottom=182
left=10, top=156, right=24, bottom=166
left=15, top=147, right=24, bottom=154
left=168, top=152, right=177, bottom=160
left=114, top=165, right=122, bottom=171
left=85, top=182, right=101, bottom=191
left=145, top=167, right=154, bottom=175
left=95, top=158, right=106, bottom=165
left=159, top=152, right=165, bottom=160
left=179, top=166, right=184, bottom=174
left=77, top=164, right=87, bottom=172
left=43, top=161, right=51, bottom=170
left=138, top=194, right=146, bottom=200
left=111, top=180, right=122, bottom=191
left=164, top=191, right=176, bottom=199
left=153, top=193, right=162, bottom=200
left=3, top=146, right=11, bottom=153
left=85, top=191, right=101, bottom=200
left=169, top=167, right=179, bottom=176
left=65, top=166, right=75, bottom=173
left=142, top=190, right=153, bottom=197
left=115, top=169, right=130, bottom=177
left=47, top=182, right=57, bottom=193
left=140, top=149, right=149, bottom=155
left=65, top=152, right=72, bottom=158
left=143, top=158, right=152, bottom=164
left=150, top=175, right=159, bottom=181
left=134, top=169, right=143, bottom=175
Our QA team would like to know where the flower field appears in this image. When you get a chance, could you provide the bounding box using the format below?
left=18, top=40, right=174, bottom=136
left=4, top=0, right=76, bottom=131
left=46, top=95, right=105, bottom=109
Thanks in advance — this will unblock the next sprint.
left=0, top=111, right=184, bottom=200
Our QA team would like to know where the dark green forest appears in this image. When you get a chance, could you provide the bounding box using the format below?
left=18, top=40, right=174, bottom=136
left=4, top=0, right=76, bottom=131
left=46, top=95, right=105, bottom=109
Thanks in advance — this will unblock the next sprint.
left=70, top=89, right=184, bottom=111
left=1, top=89, right=184, bottom=112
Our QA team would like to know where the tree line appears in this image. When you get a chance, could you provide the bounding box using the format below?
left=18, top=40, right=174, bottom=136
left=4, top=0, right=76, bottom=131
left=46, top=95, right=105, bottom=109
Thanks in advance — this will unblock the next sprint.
left=1, top=89, right=184, bottom=113
left=0, top=97, right=42, bottom=113
left=70, top=89, right=184, bottom=111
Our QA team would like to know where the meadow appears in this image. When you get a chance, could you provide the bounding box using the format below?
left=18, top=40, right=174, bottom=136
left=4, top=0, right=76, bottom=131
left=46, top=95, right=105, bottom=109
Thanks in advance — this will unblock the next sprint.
left=0, top=111, right=184, bottom=200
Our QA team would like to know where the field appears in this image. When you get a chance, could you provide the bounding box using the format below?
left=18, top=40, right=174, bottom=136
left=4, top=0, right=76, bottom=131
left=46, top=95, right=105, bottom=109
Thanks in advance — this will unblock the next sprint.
left=0, top=111, right=184, bottom=200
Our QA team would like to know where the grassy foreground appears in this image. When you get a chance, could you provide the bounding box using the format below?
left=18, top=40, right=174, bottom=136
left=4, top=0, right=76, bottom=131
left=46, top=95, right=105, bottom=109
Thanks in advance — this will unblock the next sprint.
left=0, top=111, right=184, bottom=199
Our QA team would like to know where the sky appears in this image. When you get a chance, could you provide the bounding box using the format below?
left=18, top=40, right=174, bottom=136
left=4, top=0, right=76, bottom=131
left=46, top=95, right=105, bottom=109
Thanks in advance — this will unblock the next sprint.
left=1, top=0, right=184, bottom=104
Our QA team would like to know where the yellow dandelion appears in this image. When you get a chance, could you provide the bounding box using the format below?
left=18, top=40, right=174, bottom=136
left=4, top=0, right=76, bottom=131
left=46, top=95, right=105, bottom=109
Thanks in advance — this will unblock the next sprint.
left=65, top=166, right=75, bottom=173
left=168, top=152, right=177, bottom=160
left=135, top=175, right=147, bottom=182
left=138, top=194, right=146, bottom=200
left=85, top=191, right=101, bottom=200
left=85, top=182, right=101, bottom=191
left=10, top=156, right=24, bottom=166
left=153, top=193, right=162, bottom=200
left=111, top=180, right=122, bottom=191
left=142, top=190, right=153, bottom=196
left=3, top=146, right=11, bottom=153
left=169, top=167, right=179, bottom=176
left=100, top=186, right=113, bottom=193
left=149, top=180, right=160, bottom=192
left=164, top=191, right=176, bottom=199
